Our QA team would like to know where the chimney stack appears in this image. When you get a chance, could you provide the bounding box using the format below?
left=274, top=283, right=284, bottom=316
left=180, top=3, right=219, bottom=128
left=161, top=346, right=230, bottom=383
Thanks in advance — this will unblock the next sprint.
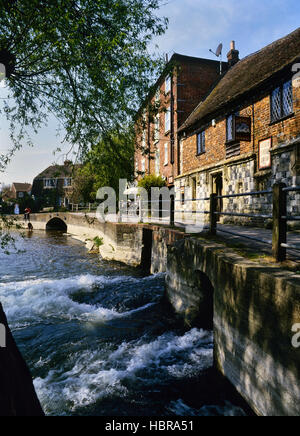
left=227, top=40, right=239, bottom=67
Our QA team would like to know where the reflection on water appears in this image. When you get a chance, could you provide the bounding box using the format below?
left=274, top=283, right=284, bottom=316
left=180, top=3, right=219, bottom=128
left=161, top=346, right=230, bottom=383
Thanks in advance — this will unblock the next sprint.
left=0, top=231, right=248, bottom=416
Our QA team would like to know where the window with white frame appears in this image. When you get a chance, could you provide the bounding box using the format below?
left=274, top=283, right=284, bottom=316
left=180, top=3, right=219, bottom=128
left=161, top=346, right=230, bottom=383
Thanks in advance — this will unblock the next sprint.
left=44, top=178, right=56, bottom=188
left=155, top=88, right=160, bottom=103
left=64, top=178, right=72, bottom=187
left=142, top=129, right=146, bottom=148
left=164, top=142, right=169, bottom=165
left=155, top=150, right=160, bottom=175
left=165, top=76, right=171, bottom=94
left=154, top=114, right=160, bottom=142
left=141, top=158, right=146, bottom=174
left=165, top=108, right=171, bottom=133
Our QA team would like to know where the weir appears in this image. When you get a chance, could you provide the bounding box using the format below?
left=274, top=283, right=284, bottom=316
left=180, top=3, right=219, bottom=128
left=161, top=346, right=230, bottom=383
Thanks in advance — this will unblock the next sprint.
left=12, top=212, right=300, bottom=416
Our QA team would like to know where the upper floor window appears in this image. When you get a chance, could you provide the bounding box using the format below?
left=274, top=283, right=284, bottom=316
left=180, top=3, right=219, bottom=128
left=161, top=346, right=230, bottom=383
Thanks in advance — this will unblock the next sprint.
left=155, top=150, right=160, bottom=175
left=197, top=131, right=206, bottom=155
left=271, top=80, right=293, bottom=122
left=155, top=88, right=160, bottom=103
left=165, top=108, right=171, bottom=133
left=64, top=178, right=72, bottom=187
left=154, top=115, right=160, bottom=142
left=165, top=76, right=171, bottom=94
left=142, top=129, right=146, bottom=148
left=226, top=114, right=234, bottom=142
left=44, top=178, right=56, bottom=188
left=164, top=142, right=169, bottom=166
left=141, top=158, right=146, bottom=174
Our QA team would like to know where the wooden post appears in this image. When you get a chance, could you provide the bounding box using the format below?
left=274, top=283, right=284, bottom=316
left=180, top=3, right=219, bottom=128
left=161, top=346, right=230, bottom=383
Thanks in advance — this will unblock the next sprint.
left=272, top=183, right=287, bottom=262
left=210, top=193, right=217, bottom=236
left=139, top=198, right=143, bottom=223
left=170, top=195, right=175, bottom=227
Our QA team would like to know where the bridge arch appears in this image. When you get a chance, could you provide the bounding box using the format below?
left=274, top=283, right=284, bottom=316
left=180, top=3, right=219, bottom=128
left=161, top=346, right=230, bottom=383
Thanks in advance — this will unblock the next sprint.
left=46, top=217, right=67, bottom=232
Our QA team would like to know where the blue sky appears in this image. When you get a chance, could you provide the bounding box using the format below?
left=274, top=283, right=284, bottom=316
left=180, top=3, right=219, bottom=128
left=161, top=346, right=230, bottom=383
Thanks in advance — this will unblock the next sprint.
left=1, top=0, right=300, bottom=186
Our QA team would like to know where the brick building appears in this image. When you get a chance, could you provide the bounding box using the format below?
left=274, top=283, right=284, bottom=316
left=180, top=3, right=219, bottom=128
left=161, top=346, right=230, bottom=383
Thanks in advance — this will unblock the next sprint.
left=3, top=183, right=32, bottom=201
left=134, top=54, right=227, bottom=187
left=31, top=161, right=76, bottom=208
left=175, top=28, right=300, bottom=226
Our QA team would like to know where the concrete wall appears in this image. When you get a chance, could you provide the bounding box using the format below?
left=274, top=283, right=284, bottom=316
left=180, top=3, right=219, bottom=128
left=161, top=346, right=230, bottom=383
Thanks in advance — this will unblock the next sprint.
left=17, top=213, right=187, bottom=272
left=166, top=237, right=300, bottom=416
left=17, top=213, right=143, bottom=267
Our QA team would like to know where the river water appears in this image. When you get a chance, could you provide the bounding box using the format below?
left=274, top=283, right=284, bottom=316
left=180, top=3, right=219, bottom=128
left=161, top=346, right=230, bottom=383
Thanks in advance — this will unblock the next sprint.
left=0, top=231, right=248, bottom=416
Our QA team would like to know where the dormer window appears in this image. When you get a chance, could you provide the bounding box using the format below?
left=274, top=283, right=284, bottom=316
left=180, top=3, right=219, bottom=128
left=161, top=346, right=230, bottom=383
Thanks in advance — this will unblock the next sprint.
left=271, top=80, right=293, bottom=122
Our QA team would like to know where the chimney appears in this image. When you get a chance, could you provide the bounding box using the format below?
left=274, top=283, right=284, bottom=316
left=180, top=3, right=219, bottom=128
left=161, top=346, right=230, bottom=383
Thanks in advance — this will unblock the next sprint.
left=227, top=41, right=239, bottom=67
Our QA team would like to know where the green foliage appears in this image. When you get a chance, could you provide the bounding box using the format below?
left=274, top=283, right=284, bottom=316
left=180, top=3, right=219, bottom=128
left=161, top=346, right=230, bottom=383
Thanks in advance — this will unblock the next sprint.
left=0, top=0, right=168, bottom=168
left=138, top=174, right=166, bottom=194
left=72, top=129, right=135, bottom=202
left=93, top=236, right=104, bottom=248
left=0, top=215, right=23, bottom=255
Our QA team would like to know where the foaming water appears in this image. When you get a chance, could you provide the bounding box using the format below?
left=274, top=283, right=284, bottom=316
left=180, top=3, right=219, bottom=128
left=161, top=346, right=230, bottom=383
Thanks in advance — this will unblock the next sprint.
left=0, top=232, right=248, bottom=416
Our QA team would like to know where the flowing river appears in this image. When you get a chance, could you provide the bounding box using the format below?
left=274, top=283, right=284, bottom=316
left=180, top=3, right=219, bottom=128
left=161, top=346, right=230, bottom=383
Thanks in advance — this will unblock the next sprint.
left=0, top=230, right=249, bottom=416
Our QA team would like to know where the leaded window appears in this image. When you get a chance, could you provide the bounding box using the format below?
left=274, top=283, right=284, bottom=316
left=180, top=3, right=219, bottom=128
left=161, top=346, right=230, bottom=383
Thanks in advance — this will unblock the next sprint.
left=197, top=131, right=205, bottom=155
left=226, top=115, right=234, bottom=142
left=271, top=80, right=293, bottom=122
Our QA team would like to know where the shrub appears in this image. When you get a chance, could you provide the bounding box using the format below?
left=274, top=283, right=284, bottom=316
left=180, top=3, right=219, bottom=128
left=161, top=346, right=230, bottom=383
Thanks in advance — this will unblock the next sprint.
left=138, top=174, right=166, bottom=194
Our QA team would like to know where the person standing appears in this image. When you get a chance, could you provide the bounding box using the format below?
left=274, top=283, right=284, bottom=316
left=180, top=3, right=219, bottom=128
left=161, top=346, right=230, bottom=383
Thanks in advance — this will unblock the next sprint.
left=24, top=207, right=31, bottom=222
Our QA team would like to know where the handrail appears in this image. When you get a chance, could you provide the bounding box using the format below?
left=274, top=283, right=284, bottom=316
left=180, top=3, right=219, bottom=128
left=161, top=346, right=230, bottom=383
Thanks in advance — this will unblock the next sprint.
left=216, top=190, right=272, bottom=199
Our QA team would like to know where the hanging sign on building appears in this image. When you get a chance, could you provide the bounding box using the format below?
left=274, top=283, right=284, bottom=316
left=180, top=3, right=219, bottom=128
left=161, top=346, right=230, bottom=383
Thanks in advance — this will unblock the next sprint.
left=235, top=116, right=252, bottom=142
left=258, top=137, right=272, bottom=170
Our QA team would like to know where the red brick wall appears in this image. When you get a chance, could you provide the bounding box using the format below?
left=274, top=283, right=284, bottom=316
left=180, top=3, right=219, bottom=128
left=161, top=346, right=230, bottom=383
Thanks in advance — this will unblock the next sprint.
left=180, top=79, right=300, bottom=175
left=134, top=57, right=224, bottom=185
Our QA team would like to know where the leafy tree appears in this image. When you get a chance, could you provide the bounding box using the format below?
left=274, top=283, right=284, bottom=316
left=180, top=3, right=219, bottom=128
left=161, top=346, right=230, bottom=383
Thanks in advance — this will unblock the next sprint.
left=72, top=129, right=134, bottom=202
left=0, top=0, right=168, bottom=169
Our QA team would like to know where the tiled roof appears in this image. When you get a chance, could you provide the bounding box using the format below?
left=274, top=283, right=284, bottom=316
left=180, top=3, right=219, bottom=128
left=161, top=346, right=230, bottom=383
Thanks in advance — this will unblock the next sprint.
left=179, top=27, right=300, bottom=132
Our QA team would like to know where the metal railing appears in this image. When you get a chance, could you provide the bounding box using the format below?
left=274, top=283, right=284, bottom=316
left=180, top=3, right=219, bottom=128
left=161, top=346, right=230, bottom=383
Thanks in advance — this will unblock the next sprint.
left=69, top=203, right=99, bottom=213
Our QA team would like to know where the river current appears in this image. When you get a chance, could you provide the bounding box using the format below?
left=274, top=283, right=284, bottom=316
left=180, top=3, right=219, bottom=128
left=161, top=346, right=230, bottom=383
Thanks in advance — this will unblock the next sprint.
left=0, top=231, right=248, bottom=416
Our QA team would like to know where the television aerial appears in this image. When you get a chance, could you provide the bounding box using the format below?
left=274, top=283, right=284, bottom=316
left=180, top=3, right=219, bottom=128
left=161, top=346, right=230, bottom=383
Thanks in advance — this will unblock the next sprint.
left=209, top=43, right=223, bottom=74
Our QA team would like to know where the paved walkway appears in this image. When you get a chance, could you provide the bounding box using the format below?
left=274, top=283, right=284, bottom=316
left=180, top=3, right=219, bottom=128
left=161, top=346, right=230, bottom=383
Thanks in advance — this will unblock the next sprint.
left=215, top=223, right=300, bottom=262
left=69, top=212, right=300, bottom=262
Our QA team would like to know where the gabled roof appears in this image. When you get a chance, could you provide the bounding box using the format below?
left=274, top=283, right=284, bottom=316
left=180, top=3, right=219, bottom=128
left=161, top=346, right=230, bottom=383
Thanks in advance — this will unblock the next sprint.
left=179, top=27, right=300, bottom=133
left=34, top=164, right=76, bottom=180
left=12, top=183, right=32, bottom=192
